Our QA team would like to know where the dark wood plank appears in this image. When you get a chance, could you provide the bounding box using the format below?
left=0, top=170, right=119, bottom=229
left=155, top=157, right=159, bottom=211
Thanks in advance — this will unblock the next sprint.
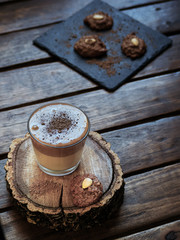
left=124, top=0, right=180, bottom=34
left=1, top=7, right=178, bottom=69
left=0, top=159, right=12, bottom=209
left=0, top=0, right=174, bottom=35
left=117, top=220, right=180, bottom=240
left=0, top=0, right=26, bottom=2
left=0, top=0, right=17, bottom=2
left=0, top=34, right=179, bottom=110
left=0, top=0, right=91, bottom=35
left=0, top=27, right=50, bottom=69
left=0, top=164, right=179, bottom=240
left=0, top=209, right=51, bottom=240
left=135, top=34, right=180, bottom=78
left=1, top=116, right=179, bottom=210
left=0, top=62, right=96, bottom=110
left=0, top=72, right=179, bottom=155
left=102, top=116, right=180, bottom=175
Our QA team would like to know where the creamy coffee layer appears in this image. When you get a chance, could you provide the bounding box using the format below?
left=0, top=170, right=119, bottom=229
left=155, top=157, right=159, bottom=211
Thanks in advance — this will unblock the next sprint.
left=29, top=103, right=88, bottom=146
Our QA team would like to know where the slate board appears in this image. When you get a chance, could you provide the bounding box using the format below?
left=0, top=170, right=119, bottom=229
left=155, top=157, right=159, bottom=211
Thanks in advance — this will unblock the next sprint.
left=34, top=0, right=172, bottom=91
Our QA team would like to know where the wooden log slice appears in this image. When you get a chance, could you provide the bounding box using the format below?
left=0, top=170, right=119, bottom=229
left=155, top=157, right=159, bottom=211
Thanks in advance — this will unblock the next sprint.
left=5, top=131, right=124, bottom=231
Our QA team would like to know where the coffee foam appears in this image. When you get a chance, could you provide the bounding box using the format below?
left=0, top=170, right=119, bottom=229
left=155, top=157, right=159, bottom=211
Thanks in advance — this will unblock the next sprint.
left=29, top=104, right=88, bottom=146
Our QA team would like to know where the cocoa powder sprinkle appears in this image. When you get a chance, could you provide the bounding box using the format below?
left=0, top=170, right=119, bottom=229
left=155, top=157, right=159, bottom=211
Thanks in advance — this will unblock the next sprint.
left=30, top=180, right=61, bottom=196
left=87, top=56, right=122, bottom=76
left=45, top=113, right=72, bottom=134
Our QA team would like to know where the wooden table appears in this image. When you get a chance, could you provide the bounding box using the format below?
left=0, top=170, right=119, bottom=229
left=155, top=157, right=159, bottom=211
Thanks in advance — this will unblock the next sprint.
left=0, top=0, right=180, bottom=239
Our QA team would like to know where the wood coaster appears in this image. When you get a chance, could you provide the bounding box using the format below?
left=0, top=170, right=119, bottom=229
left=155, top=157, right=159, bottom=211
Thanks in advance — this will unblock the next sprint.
left=5, top=131, right=124, bottom=231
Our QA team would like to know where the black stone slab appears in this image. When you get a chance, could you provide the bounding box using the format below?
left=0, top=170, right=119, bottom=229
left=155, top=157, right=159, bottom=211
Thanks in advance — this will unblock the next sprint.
left=34, top=0, right=172, bottom=91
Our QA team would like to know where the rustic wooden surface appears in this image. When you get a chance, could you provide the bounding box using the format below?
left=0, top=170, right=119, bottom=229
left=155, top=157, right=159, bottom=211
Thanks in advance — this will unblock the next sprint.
left=5, top=132, right=123, bottom=231
left=0, top=0, right=180, bottom=239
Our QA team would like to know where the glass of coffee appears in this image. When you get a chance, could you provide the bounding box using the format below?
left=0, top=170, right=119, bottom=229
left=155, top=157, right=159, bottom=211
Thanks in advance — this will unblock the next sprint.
left=27, top=103, right=90, bottom=176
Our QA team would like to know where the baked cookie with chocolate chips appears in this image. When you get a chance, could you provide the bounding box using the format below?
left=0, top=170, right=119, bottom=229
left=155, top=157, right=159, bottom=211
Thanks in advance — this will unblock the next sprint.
left=121, top=33, right=146, bottom=59
left=70, top=174, right=103, bottom=207
left=74, top=35, right=107, bottom=58
left=84, top=11, right=113, bottom=31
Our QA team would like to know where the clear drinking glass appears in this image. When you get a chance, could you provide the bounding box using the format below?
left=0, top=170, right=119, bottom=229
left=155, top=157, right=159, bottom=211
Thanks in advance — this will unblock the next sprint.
left=27, top=103, right=90, bottom=176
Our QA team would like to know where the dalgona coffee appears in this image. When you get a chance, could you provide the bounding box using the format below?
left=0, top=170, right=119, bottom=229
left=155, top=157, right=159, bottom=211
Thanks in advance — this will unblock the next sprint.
left=28, top=103, right=90, bottom=176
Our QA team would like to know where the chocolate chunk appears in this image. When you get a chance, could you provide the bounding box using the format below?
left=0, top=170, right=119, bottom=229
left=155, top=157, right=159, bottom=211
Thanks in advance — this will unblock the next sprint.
left=84, top=11, right=113, bottom=31
left=74, top=35, right=107, bottom=58
left=121, top=32, right=146, bottom=59
left=70, top=174, right=103, bottom=207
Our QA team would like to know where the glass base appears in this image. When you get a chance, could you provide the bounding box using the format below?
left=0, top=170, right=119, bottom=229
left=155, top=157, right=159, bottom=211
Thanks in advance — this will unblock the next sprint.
left=37, top=161, right=80, bottom=176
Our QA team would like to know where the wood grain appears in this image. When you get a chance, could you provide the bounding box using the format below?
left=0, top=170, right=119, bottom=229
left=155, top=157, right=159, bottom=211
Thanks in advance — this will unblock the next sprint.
left=0, top=0, right=179, bottom=239
left=0, top=26, right=50, bottom=69
left=102, top=116, right=180, bottom=175
left=124, top=0, right=180, bottom=34
left=0, top=163, right=179, bottom=240
left=0, top=0, right=168, bottom=9
left=0, top=159, right=12, bottom=210
left=5, top=132, right=123, bottom=231
left=0, top=34, right=179, bottom=110
left=0, top=72, right=179, bottom=155
left=0, top=0, right=17, bottom=2
left=0, top=116, right=179, bottom=210
left=0, top=0, right=175, bottom=35
left=135, top=34, right=180, bottom=78
left=1, top=10, right=178, bottom=69
left=117, top=220, right=180, bottom=240
left=0, top=0, right=91, bottom=35
left=0, top=62, right=96, bottom=110
left=7, top=133, right=114, bottom=208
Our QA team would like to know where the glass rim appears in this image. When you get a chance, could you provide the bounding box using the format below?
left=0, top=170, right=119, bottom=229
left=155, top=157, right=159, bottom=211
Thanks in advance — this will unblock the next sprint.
left=27, top=102, right=90, bottom=149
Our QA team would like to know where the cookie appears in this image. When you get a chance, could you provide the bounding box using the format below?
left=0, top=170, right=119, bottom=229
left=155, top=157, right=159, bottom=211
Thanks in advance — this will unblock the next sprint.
left=84, top=11, right=113, bottom=31
left=74, top=35, right=107, bottom=58
left=121, top=33, right=146, bottom=59
left=70, top=174, right=103, bottom=207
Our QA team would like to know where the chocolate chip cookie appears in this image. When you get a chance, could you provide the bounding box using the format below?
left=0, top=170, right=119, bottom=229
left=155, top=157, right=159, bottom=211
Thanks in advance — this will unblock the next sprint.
left=84, top=11, right=113, bottom=31
left=70, top=174, right=103, bottom=207
left=74, top=35, right=107, bottom=58
left=121, top=33, right=146, bottom=59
